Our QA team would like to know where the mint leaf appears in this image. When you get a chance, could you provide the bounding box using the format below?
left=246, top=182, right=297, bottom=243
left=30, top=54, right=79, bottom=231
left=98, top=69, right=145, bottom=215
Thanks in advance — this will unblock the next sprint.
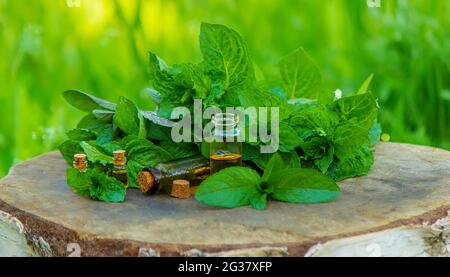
left=261, top=153, right=284, bottom=183
left=200, top=22, right=255, bottom=91
left=113, top=97, right=141, bottom=136
left=158, top=141, right=200, bottom=160
left=90, top=172, right=126, bottom=203
left=278, top=47, right=322, bottom=100
left=58, top=140, right=83, bottom=164
left=326, top=144, right=374, bottom=181
left=66, top=167, right=92, bottom=197
left=357, top=73, right=374, bottom=95
left=270, top=168, right=341, bottom=203
left=368, top=121, right=382, bottom=146
left=148, top=52, right=177, bottom=98
left=92, top=109, right=114, bottom=122
left=127, top=160, right=143, bottom=189
left=77, top=114, right=111, bottom=134
left=63, top=90, right=116, bottom=112
left=278, top=121, right=302, bottom=152
left=249, top=192, right=268, bottom=211
left=95, top=125, right=113, bottom=146
left=121, top=136, right=173, bottom=167
left=66, top=128, right=97, bottom=141
left=330, top=93, right=378, bottom=131
left=195, top=167, right=261, bottom=209
left=80, top=141, right=113, bottom=166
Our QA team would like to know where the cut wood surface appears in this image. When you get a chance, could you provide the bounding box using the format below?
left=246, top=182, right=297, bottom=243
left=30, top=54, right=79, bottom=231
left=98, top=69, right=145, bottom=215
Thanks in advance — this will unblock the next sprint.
left=0, top=142, right=449, bottom=257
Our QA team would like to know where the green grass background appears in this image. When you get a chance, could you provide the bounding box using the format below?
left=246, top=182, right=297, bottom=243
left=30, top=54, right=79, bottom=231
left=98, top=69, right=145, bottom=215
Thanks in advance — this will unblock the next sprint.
left=0, top=0, right=449, bottom=177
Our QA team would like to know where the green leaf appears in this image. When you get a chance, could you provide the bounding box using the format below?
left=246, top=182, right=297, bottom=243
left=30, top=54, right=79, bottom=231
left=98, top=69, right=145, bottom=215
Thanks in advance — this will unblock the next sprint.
left=58, top=140, right=83, bottom=164
left=290, top=104, right=338, bottom=138
left=330, top=93, right=378, bottom=131
left=66, top=167, right=92, bottom=197
left=199, top=22, right=255, bottom=91
left=195, top=167, right=261, bottom=209
left=66, top=128, right=97, bottom=141
left=93, top=109, right=114, bottom=122
left=249, top=192, right=267, bottom=211
left=261, top=153, right=284, bottom=182
left=357, top=74, right=374, bottom=95
left=326, top=144, right=374, bottom=181
left=314, top=145, right=335, bottom=173
left=127, top=160, right=144, bottom=189
left=90, top=172, right=126, bottom=203
left=95, top=125, right=113, bottom=146
left=121, top=136, right=173, bottom=167
left=148, top=52, right=178, bottom=98
left=368, top=121, right=382, bottom=146
left=80, top=141, right=113, bottom=166
left=278, top=47, right=322, bottom=100
left=63, top=90, right=116, bottom=112
left=77, top=114, right=110, bottom=134
left=270, top=168, right=341, bottom=203
left=113, top=96, right=141, bottom=136
left=158, top=141, right=200, bottom=160
left=279, top=121, right=302, bottom=152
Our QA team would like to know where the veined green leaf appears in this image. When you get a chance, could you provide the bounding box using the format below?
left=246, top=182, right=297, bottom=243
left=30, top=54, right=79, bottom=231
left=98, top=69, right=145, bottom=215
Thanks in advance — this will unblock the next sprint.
left=195, top=167, right=261, bottom=209
left=270, top=168, right=341, bottom=203
left=113, top=96, right=141, bottom=136
left=261, top=153, right=284, bottom=182
left=93, top=109, right=114, bottom=122
left=278, top=47, right=322, bottom=100
left=66, top=167, right=92, bottom=197
left=357, top=74, right=374, bottom=95
left=326, top=144, right=374, bottom=181
left=66, top=128, right=97, bottom=141
left=58, top=140, right=83, bottom=164
left=63, top=90, right=116, bottom=112
left=90, top=172, right=126, bottom=203
left=80, top=141, right=113, bottom=166
left=77, top=114, right=111, bottom=134
left=200, top=22, right=255, bottom=91
left=121, top=136, right=173, bottom=167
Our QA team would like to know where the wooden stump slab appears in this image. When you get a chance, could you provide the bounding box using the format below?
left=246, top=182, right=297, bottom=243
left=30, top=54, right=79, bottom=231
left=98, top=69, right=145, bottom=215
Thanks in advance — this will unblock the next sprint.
left=0, top=142, right=449, bottom=257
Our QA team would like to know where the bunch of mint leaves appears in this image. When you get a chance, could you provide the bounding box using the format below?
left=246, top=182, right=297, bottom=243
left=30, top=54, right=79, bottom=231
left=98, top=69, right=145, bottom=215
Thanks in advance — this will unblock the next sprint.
left=59, top=22, right=380, bottom=207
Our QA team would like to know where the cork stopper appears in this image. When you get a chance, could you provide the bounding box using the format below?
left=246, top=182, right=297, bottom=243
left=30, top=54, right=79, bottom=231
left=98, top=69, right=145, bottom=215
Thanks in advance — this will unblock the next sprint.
left=138, top=171, right=155, bottom=194
left=170, top=179, right=191, bottom=199
left=73, top=154, right=87, bottom=172
left=113, top=150, right=127, bottom=166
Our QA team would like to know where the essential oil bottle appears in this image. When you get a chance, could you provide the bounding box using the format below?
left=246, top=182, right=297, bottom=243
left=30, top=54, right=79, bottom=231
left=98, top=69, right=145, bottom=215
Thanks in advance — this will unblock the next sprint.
left=138, top=155, right=209, bottom=195
left=209, top=113, right=242, bottom=174
left=112, top=150, right=129, bottom=188
left=73, top=154, right=88, bottom=172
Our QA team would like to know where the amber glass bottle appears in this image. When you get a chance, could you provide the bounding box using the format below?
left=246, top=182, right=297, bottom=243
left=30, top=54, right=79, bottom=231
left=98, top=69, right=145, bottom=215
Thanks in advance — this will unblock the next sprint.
left=137, top=155, right=210, bottom=195
left=209, top=113, right=242, bottom=174
left=73, top=154, right=88, bottom=172
left=112, top=150, right=129, bottom=188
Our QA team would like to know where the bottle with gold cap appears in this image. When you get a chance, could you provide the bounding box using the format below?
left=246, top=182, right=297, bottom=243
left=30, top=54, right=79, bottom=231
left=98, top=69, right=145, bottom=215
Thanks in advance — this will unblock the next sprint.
left=112, top=150, right=128, bottom=188
left=73, top=154, right=88, bottom=172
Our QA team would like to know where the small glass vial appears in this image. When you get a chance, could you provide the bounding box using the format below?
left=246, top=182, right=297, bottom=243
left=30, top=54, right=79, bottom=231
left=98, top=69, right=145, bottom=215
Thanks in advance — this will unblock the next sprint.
left=112, top=150, right=129, bottom=188
left=210, top=113, right=242, bottom=174
left=73, top=154, right=88, bottom=172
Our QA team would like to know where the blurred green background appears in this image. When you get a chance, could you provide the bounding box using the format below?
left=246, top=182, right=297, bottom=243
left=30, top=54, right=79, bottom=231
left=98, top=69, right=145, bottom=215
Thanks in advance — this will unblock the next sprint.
left=0, top=0, right=449, bottom=178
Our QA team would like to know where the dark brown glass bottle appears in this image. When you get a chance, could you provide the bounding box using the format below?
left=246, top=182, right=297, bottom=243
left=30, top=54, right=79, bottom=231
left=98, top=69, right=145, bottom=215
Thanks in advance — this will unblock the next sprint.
left=138, top=155, right=210, bottom=195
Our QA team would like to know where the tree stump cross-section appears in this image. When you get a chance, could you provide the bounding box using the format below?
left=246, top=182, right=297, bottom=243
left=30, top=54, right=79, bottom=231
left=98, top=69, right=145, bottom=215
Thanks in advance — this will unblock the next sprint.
left=0, top=142, right=449, bottom=257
